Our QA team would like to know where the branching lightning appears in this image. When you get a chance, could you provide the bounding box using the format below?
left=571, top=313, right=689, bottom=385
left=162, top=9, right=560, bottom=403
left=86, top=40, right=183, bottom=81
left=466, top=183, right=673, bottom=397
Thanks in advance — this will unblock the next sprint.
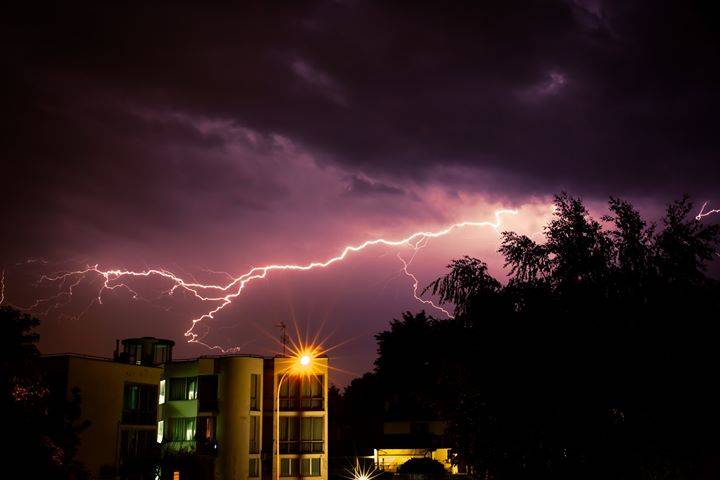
left=696, top=201, right=720, bottom=221
left=8, top=210, right=516, bottom=352
left=0, top=269, right=5, bottom=306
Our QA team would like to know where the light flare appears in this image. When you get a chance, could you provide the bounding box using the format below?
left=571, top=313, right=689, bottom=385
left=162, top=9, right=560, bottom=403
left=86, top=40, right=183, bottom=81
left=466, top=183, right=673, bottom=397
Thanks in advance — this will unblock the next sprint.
left=344, top=458, right=381, bottom=480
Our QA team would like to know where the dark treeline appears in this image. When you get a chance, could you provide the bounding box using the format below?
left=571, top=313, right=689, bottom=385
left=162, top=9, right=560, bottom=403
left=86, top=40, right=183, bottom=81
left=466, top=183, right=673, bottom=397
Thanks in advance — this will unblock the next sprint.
left=333, top=194, right=720, bottom=480
left=0, top=307, right=89, bottom=479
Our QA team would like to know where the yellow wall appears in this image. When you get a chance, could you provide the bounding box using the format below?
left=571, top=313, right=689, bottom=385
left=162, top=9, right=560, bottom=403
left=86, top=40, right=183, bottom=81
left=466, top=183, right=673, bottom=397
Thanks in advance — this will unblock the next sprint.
left=65, top=356, right=162, bottom=478
left=271, top=357, right=329, bottom=480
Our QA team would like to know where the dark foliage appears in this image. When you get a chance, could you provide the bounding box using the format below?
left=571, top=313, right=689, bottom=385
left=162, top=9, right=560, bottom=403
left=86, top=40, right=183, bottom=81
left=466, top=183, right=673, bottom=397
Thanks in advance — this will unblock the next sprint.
left=340, top=194, right=720, bottom=480
left=0, top=306, right=89, bottom=479
left=398, top=457, right=447, bottom=478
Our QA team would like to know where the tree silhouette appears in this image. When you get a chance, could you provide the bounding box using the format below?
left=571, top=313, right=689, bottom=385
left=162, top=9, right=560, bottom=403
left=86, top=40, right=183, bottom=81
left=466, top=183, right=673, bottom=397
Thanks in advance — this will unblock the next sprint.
left=0, top=306, right=89, bottom=479
left=341, top=194, right=720, bottom=480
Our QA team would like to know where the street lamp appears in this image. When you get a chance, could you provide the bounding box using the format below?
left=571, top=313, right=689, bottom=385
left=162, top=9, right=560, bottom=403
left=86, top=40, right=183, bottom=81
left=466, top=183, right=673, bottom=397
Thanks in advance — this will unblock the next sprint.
left=275, top=351, right=316, bottom=480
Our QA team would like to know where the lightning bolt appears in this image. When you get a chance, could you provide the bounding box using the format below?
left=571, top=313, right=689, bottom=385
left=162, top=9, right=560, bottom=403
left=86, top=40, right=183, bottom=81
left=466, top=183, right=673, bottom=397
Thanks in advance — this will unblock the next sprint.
left=0, top=269, right=5, bottom=305
left=9, top=210, right=517, bottom=352
left=696, top=201, right=720, bottom=221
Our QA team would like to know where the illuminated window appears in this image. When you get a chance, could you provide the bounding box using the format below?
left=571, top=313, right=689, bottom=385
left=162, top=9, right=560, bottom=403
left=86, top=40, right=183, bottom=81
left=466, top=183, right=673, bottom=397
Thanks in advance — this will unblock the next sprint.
left=197, top=416, right=216, bottom=442
left=301, top=458, right=321, bottom=477
left=159, top=380, right=166, bottom=404
left=169, top=417, right=196, bottom=442
left=169, top=377, right=197, bottom=401
left=157, top=421, right=164, bottom=444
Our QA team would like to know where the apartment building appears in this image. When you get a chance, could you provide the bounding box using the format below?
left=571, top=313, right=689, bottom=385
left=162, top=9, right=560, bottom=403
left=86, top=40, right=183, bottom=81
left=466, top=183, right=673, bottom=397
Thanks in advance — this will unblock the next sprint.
left=263, top=357, right=329, bottom=480
left=42, top=337, right=329, bottom=480
left=41, top=337, right=172, bottom=478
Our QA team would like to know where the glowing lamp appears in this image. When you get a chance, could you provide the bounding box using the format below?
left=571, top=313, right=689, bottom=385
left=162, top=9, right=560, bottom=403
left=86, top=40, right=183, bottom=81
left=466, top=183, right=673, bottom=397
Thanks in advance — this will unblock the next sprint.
left=300, top=354, right=311, bottom=366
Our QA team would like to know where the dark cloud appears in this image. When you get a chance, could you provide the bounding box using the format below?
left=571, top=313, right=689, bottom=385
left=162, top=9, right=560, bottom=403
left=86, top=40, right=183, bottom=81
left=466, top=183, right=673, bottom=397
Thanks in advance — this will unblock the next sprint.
left=4, top=1, right=719, bottom=203
left=2, top=1, right=719, bottom=375
left=344, top=175, right=406, bottom=196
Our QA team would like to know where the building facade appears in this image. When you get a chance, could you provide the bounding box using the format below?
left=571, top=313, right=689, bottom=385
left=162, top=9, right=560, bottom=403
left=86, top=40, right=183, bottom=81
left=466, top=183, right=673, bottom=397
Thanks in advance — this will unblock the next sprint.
left=263, top=357, right=329, bottom=480
left=42, top=352, right=164, bottom=478
left=42, top=337, right=329, bottom=480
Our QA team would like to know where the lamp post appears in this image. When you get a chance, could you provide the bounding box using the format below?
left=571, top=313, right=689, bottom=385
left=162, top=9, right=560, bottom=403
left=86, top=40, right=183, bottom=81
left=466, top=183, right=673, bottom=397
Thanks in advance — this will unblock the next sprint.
left=275, top=353, right=314, bottom=480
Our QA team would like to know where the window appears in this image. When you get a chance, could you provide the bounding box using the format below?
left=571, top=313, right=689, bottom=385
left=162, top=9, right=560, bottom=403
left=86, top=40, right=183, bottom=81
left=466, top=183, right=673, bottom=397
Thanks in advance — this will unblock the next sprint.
left=196, top=416, right=216, bottom=442
left=279, top=377, right=299, bottom=410
left=169, top=417, right=196, bottom=442
left=279, top=417, right=299, bottom=453
left=122, top=383, right=158, bottom=425
left=159, top=379, right=166, bottom=404
left=250, top=374, right=260, bottom=410
left=119, top=429, right=156, bottom=466
left=280, top=417, right=323, bottom=453
left=125, top=344, right=142, bottom=365
left=169, top=377, right=197, bottom=401
left=157, top=421, right=164, bottom=444
left=249, top=415, right=260, bottom=453
left=281, top=376, right=324, bottom=411
left=301, top=417, right=324, bottom=453
left=153, top=344, right=170, bottom=365
left=249, top=458, right=260, bottom=477
left=197, top=375, right=218, bottom=412
left=301, top=458, right=321, bottom=477
left=280, top=458, right=299, bottom=477
left=301, top=375, right=324, bottom=410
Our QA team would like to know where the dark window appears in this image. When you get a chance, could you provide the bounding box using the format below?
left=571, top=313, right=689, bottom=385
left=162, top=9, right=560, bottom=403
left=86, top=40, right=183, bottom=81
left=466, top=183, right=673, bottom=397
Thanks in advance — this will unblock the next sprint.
left=249, top=415, right=260, bottom=453
left=279, top=417, right=299, bottom=453
left=122, top=383, right=158, bottom=425
left=280, top=375, right=324, bottom=411
left=250, top=374, right=260, bottom=410
left=119, top=429, right=157, bottom=466
left=411, top=422, right=429, bottom=435
left=153, top=344, right=170, bottom=365
left=301, top=375, right=324, bottom=410
left=301, top=417, right=324, bottom=453
left=280, top=417, right=323, bottom=453
left=125, top=344, right=142, bottom=365
left=169, top=377, right=197, bottom=401
left=249, top=458, right=260, bottom=477
left=301, top=458, right=321, bottom=477
left=196, top=416, right=216, bottom=442
left=279, top=377, right=299, bottom=410
left=195, top=416, right=216, bottom=453
left=197, top=375, right=218, bottom=412
left=280, top=458, right=299, bottom=477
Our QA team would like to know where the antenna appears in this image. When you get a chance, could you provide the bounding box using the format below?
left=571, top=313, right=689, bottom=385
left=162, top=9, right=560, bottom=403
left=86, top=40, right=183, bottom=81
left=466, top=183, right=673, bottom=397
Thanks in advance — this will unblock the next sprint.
left=277, top=322, right=288, bottom=357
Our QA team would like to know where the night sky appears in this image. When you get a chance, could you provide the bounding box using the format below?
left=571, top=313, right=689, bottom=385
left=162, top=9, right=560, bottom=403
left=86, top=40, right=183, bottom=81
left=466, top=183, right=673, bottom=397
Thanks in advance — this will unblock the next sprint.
left=3, top=1, right=719, bottom=383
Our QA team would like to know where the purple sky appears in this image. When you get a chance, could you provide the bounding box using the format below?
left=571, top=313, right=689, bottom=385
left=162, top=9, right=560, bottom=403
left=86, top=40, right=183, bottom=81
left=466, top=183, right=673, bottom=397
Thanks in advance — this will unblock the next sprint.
left=2, top=1, right=719, bottom=384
